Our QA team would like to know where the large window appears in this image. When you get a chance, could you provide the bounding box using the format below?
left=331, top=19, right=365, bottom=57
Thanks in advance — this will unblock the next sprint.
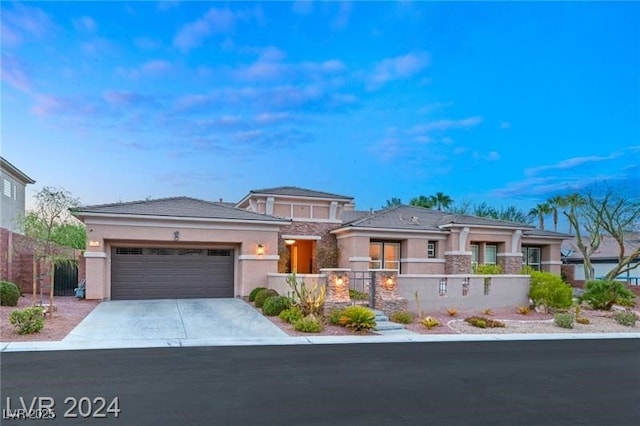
left=471, top=244, right=498, bottom=266
left=522, top=247, right=541, bottom=271
left=369, top=241, right=400, bottom=271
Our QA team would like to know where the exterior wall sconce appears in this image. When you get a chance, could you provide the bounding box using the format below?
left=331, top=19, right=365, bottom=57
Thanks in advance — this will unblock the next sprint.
left=174, top=231, right=180, bottom=241
left=284, top=239, right=296, bottom=245
left=336, top=276, right=344, bottom=286
left=257, top=244, right=264, bottom=255
left=88, top=240, right=100, bottom=247
left=383, top=276, right=395, bottom=290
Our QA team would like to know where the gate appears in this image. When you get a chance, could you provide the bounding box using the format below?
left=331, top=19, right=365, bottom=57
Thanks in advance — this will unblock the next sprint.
left=54, top=262, right=79, bottom=296
left=349, top=270, right=376, bottom=308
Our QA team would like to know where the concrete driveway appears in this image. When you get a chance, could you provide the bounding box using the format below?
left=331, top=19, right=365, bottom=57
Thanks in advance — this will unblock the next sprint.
left=63, top=298, right=287, bottom=343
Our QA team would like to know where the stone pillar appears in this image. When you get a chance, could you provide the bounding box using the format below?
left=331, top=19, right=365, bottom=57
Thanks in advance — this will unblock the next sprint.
left=321, top=268, right=352, bottom=313
left=444, top=253, right=472, bottom=274
left=373, top=270, right=408, bottom=315
left=497, top=253, right=523, bottom=274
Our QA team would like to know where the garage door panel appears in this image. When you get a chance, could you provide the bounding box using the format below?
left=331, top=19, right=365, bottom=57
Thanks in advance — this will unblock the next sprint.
left=111, top=247, right=234, bottom=300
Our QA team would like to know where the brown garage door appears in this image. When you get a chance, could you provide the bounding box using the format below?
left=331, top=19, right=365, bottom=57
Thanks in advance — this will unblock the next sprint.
left=111, top=247, right=234, bottom=300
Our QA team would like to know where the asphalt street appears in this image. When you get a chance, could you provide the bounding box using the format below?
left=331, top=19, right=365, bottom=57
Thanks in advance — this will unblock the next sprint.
left=2, top=339, right=639, bottom=425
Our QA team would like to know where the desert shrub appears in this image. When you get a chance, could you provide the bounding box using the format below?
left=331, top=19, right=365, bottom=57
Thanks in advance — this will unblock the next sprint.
left=287, top=274, right=325, bottom=317
left=349, top=289, right=368, bottom=300
left=474, top=264, right=503, bottom=274
left=529, top=271, right=573, bottom=310
left=1, top=281, right=21, bottom=307
left=248, top=287, right=267, bottom=302
left=576, top=317, right=590, bottom=325
left=554, top=312, right=574, bottom=329
left=481, top=308, right=494, bottom=316
left=446, top=308, right=458, bottom=317
left=390, top=310, right=414, bottom=324
left=327, top=308, right=345, bottom=325
left=262, top=296, right=291, bottom=316
left=9, top=306, right=45, bottom=335
left=517, top=306, right=530, bottom=315
left=421, top=316, right=440, bottom=329
left=614, top=310, right=637, bottom=327
left=465, top=316, right=505, bottom=328
left=254, top=289, right=279, bottom=308
left=580, top=280, right=635, bottom=311
left=293, top=315, right=324, bottom=333
left=279, top=306, right=303, bottom=324
left=338, top=306, right=376, bottom=332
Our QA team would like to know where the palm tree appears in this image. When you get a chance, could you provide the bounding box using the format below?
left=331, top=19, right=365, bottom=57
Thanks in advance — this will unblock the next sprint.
left=563, top=193, right=585, bottom=234
left=528, top=202, right=552, bottom=230
left=383, top=198, right=402, bottom=208
left=547, top=195, right=567, bottom=232
left=430, top=192, right=453, bottom=211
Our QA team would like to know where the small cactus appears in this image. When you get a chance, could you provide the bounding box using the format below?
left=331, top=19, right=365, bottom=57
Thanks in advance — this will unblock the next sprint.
left=447, top=308, right=458, bottom=317
left=421, top=316, right=441, bottom=330
left=517, top=306, right=530, bottom=315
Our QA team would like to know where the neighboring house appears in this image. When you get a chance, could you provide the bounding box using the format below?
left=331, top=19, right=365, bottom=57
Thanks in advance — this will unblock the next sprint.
left=0, top=156, right=35, bottom=233
left=72, top=186, right=570, bottom=301
left=562, top=234, right=640, bottom=283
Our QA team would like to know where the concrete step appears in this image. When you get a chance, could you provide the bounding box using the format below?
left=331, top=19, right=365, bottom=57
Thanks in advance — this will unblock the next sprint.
left=374, top=321, right=405, bottom=331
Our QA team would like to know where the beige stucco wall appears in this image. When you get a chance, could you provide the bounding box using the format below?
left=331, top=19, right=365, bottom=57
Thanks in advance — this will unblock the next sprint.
left=82, top=217, right=282, bottom=299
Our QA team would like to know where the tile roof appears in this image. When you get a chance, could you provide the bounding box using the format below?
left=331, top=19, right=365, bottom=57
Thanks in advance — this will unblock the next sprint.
left=562, top=235, right=640, bottom=260
left=340, top=205, right=538, bottom=231
left=72, top=197, right=287, bottom=222
left=248, top=186, right=353, bottom=200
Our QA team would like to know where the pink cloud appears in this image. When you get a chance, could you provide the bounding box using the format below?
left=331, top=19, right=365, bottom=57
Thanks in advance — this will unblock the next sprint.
left=369, top=52, right=430, bottom=89
left=173, top=8, right=237, bottom=51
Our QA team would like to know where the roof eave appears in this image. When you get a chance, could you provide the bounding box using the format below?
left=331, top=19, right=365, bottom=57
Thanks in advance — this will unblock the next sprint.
left=72, top=211, right=290, bottom=226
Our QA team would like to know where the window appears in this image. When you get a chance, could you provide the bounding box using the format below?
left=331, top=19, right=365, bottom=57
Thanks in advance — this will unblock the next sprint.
left=369, top=241, right=400, bottom=271
left=115, top=248, right=143, bottom=255
left=427, top=241, right=437, bottom=258
left=522, top=247, right=541, bottom=271
left=471, top=244, right=479, bottom=267
left=485, top=245, right=497, bottom=265
left=471, top=243, right=497, bottom=265
left=3, top=179, right=11, bottom=197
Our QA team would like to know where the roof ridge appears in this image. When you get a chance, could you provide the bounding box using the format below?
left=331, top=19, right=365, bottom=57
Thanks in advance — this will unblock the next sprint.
left=78, top=196, right=198, bottom=209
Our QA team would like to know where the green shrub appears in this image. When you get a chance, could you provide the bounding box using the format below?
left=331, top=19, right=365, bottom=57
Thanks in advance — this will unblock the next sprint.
left=520, top=265, right=537, bottom=275
left=338, top=305, right=376, bottom=332
left=465, top=316, right=505, bottom=328
left=293, top=315, right=324, bottom=333
left=9, top=306, right=45, bottom=335
left=614, top=310, right=637, bottom=327
left=1, top=281, right=21, bottom=307
left=529, top=271, right=573, bottom=310
left=262, top=296, right=291, bottom=316
left=580, top=280, right=635, bottom=311
left=554, top=312, right=574, bottom=329
left=327, top=308, right=345, bottom=325
left=248, top=287, right=267, bottom=302
left=390, top=310, right=414, bottom=324
left=287, top=273, right=325, bottom=317
left=421, top=316, right=440, bottom=329
left=348, top=289, right=368, bottom=300
left=279, top=306, right=303, bottom=324
left=473, top=264, right=503, bottom=274
left=254, top=289, right=279, bottom=308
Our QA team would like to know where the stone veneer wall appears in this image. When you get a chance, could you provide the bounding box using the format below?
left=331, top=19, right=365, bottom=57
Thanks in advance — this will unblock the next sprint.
left=373, top=271, right=408, bottom=315
left=497, top=255, right=523, bottom=274
left=322, top=269, right=352, bottom=313
left=445, top=254, right=472, bottom=274
left=277, top=222, right=340, bottom=273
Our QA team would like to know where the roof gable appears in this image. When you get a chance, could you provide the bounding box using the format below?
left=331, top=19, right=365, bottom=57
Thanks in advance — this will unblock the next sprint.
left=0, top=156, right=36, bottom=185
left=73, top=196, right=287, bottom=222
left=247, top=186, right=353, bottom=200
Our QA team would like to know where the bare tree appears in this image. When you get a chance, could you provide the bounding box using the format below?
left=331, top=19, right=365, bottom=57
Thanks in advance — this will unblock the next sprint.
left=562, top=193, right=601, bottom=281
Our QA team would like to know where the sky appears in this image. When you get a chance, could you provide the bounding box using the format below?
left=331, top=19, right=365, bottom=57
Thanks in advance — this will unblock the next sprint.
left=2, top=1, right=639, bottom=219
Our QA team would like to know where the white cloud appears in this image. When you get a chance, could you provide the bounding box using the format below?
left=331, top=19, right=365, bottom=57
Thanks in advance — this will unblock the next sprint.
left=73, top=16, right=97, bottom=33
left=1, top=54, right=31, bottom=92
left=525, top=153, right=621, bottom=177
left=331, top=2, right=352, bottom=30
left=368, top=52, right=430, bottom=89
left=1, top=3, right=53, bottom=47
left=473, top=151, right=500, bottom=161
left=409, top=116, right=483, bottom=134
left=173, top=8, right=238, bottom=52
left=255, top=112, right=291, bottom=124
left=117, top=60, right=172, bottom=79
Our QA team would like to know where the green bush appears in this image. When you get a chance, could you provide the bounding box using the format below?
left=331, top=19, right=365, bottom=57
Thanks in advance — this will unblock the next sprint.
left=464, top=316, right=505, bottom=328
left=338, top=305, right=376, bottom=332
left=520, top=265, right=537, bottom=275
left=348, top=289, right=368, bottom=300
left=248, top=287, right=267, bottom=302
left=279, top=306, right=303, bottom=324
left=529, top=271, right=573, bottom=310
left=0, top=281, right=20, bottom=307
left=473, top=264, right=503, bottom=274
left=554, top=312, right=574, bottom=329
left=9, top=306, right=45, bottom=335
left=327, top=308, right=345, bottom=325
left=614, top=310, right=637, bottom=327
left=254, top=289, right=279, bottom=308
left=262, top=296, right=292, bottom=316
left=390, top=310, right=414, bottom=324
left=293, top=315, right=324, bottom=333
left=580, top=280, right=635, bottom=311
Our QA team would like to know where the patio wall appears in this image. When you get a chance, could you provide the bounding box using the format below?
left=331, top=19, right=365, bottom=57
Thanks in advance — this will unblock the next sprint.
left=266, top=273, right=326, bottom=296
left=398, top=274, right=530, bottom=312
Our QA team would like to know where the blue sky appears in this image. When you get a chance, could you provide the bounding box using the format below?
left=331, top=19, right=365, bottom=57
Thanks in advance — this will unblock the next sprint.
left=2, top=1, right=639, bottom=216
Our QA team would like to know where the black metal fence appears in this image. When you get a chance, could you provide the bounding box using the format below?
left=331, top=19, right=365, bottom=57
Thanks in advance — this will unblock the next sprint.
left=349, top=270, right=376, bottom=308
left=54, top=263, right=79, bottom=296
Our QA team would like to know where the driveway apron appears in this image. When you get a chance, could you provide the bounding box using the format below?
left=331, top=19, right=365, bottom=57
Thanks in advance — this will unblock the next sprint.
left=63, top=299, right=287, bottom=342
